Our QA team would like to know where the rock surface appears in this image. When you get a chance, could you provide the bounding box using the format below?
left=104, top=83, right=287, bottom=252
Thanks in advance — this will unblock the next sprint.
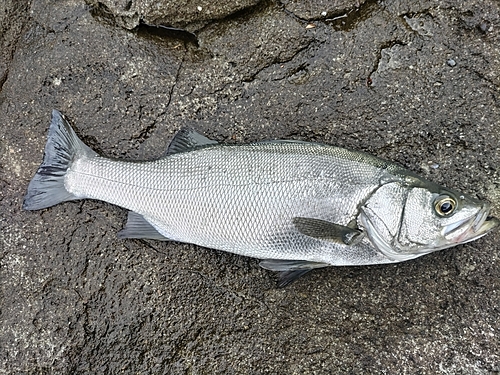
left=1, top=0, right=499, bottom=373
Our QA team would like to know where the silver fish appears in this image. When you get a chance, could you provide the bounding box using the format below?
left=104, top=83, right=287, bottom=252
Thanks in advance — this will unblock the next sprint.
left=24, top=110, right=499, bottom=286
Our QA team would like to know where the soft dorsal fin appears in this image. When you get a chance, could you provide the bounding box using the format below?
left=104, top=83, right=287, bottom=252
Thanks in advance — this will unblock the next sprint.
left=166, top=128, right=218, bottom=155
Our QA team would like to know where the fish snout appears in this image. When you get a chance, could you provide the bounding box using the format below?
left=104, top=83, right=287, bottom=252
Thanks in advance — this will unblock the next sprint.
left=445, top=204, right=499, bottom=244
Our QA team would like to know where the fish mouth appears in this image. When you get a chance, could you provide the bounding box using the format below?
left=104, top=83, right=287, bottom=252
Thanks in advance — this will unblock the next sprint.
left=443, top=205, right=500, bottom=244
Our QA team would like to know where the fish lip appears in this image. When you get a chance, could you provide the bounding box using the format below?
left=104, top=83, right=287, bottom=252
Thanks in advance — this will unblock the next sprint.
left=468, top=215, right=500, bottom=240
left=443, top=205, right=499, bottom=243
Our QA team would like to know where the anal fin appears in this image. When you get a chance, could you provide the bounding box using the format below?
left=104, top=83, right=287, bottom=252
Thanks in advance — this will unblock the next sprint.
left=117, top=211, right=170, bottom=241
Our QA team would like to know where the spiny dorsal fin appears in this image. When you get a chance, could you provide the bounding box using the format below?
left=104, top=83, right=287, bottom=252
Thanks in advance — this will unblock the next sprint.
left=166, top=128, right=218, bottom=155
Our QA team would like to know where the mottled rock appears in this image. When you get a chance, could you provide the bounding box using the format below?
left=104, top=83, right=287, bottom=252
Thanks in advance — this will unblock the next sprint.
left=85, top=0, right=262, bottom=30
left=1, top=0, right=499, bottom=373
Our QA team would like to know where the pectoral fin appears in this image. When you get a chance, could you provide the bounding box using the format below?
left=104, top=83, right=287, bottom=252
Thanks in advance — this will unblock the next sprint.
left=293, top=217, right=364, bottom=245
left=259, top=259, right=330, bottom=288
left=117, top=211, right=170, bottom=241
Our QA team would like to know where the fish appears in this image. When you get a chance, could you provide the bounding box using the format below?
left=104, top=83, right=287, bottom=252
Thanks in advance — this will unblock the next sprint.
left=23, top=110, right=499, bottom=286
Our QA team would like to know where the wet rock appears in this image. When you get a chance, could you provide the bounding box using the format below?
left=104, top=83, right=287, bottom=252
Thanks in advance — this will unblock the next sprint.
left=1, top=0, right=500, bottom=373
left=86, top=0, right=263, bottom=30
left=0, top=0, right=30, bottom=102
left=281, top=0, right=368, bottom=21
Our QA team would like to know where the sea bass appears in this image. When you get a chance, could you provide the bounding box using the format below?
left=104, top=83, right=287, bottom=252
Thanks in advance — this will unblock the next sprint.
left=24, top=110, right=499, bottom=286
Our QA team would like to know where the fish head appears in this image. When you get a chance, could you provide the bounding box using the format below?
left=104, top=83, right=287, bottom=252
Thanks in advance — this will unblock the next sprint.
left=359, top=179, right=499, bottom=261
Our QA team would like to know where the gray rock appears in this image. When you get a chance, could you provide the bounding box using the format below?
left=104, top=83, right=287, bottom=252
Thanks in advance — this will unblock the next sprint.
left=86, top=0, right=262, bottom=30
left=1, top=0, right=500, bottom=373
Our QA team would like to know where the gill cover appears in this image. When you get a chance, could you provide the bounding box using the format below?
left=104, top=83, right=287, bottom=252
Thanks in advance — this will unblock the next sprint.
left=397, top=187, right=445, bottom=248
left=359, top=182, right=417, bottom=261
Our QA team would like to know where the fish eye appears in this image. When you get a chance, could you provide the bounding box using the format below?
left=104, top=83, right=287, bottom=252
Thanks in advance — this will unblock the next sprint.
left=434, top=196, right=456, bottom=216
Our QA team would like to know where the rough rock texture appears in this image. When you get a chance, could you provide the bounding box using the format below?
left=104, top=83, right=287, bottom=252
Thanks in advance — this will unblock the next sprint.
left=1, top=0, right=500, bottom=373
left=86, top=0, right=263, bottom=30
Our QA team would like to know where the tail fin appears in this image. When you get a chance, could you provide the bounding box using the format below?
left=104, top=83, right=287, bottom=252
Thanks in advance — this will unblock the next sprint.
left=23, top=110, right=97, bottom=210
